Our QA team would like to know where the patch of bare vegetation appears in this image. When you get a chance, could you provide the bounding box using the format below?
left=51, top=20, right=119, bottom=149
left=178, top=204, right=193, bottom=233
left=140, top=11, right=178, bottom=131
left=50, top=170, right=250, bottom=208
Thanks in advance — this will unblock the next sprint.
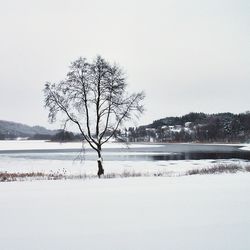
left=185, top=164, right=244, bottom=176
left=1, top=164, right=250, bottom=182
left=245, top=166, right=250, bottom=172
left=0, top=170, right=176, bottom=182
left=104, top=170, right=175, bottom=179
left=0, top=172, right=67, bottom=182
left=0, top=172, right=40, bottom=182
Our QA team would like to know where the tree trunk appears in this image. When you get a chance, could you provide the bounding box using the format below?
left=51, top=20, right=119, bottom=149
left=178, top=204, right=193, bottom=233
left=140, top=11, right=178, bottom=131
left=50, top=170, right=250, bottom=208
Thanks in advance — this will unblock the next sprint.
left=97, top=149, right=104, bottom=178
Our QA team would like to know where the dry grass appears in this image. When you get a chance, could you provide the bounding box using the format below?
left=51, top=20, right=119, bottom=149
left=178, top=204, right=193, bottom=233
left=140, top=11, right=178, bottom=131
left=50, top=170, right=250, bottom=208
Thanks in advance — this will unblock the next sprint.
left=185, top=164, right=244, bottom=176
left=1, top=163, right=250, bottom=182
left=245, top=166, right=250, bottom=172
left=0, top=170, right=175, bottom=182
left=0, top=172, right=66, bottom=182
left=0, top=172, right=45, bottom=182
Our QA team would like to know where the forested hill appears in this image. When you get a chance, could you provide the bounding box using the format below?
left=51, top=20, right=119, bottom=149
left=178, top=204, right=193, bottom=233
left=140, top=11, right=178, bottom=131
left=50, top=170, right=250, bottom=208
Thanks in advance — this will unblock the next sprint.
left=0, top=120, right=58, bottom=139
left=149, top=112, right=250, bottom=129
left=128, top=112, right=250, bottom=143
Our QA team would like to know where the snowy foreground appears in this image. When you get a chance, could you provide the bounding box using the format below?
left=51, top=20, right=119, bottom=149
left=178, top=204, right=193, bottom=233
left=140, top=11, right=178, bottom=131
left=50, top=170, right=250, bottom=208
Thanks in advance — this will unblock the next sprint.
left=1, top=174, right=250, bottom=250
left=1, top=141, right=250, bottom=249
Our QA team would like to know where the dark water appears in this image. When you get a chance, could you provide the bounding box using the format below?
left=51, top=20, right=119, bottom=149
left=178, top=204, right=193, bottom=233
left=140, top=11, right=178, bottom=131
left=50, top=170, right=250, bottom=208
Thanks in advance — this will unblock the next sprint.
left=0, top=143, right=250, bottom=162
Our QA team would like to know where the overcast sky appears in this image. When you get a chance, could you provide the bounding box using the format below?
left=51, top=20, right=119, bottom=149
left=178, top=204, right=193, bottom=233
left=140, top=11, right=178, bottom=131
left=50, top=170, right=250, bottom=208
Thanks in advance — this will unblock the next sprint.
left=0, top=0, right=249, bottom=128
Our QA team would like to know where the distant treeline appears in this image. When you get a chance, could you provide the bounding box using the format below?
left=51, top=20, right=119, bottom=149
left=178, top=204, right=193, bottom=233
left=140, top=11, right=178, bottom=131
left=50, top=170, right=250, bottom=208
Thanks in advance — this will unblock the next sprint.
left=49, top=131, right=82, bottom=142
left=125, top=112, right=250, bottom=143
left=30, top=130, right=82, bottom=142
left=1, top=112, right=250, bottom=143
left=0, top=130, right=82, bottom=142
left=0, top=120, right=58, bottom=139
left=0, top=119, right=83, bottom=141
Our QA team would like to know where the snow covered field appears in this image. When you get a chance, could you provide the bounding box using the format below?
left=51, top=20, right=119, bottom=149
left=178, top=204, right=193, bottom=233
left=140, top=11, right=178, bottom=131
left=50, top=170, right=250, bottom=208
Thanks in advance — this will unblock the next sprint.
left=1, top=141, right=250, bottom=249
left=1, top=174, right=250, bottom=250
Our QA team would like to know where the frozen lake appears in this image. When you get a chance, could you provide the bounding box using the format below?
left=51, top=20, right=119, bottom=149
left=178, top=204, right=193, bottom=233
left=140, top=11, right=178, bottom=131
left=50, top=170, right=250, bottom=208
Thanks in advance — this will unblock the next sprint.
left=0, top=140, right=250, bottom=175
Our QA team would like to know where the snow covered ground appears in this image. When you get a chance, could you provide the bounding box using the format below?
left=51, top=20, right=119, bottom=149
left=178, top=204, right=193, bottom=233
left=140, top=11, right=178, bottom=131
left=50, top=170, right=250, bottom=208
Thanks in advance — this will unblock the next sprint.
left=240, top=144, right=250, bottom=151
left=1, top=174, right=250, bottom=250
left=1, top=141, right=250, bottom=249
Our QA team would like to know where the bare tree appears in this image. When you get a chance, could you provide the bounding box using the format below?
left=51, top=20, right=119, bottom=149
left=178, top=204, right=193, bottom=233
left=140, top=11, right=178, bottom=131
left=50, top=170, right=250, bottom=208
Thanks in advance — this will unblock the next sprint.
left=44, top=56, right=145, bottom=177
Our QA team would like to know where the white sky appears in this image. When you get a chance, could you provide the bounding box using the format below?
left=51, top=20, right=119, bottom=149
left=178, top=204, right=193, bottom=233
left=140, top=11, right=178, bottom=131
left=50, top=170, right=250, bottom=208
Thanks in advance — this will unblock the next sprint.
left=0, top=0, right=249, bottom=128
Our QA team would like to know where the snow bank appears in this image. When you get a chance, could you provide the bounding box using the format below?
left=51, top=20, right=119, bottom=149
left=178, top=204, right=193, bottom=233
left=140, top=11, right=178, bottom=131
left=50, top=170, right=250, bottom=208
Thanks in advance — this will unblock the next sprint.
left=240, top=144, right=250, bottom=151
left=0, top=174, right=250, bottom=250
